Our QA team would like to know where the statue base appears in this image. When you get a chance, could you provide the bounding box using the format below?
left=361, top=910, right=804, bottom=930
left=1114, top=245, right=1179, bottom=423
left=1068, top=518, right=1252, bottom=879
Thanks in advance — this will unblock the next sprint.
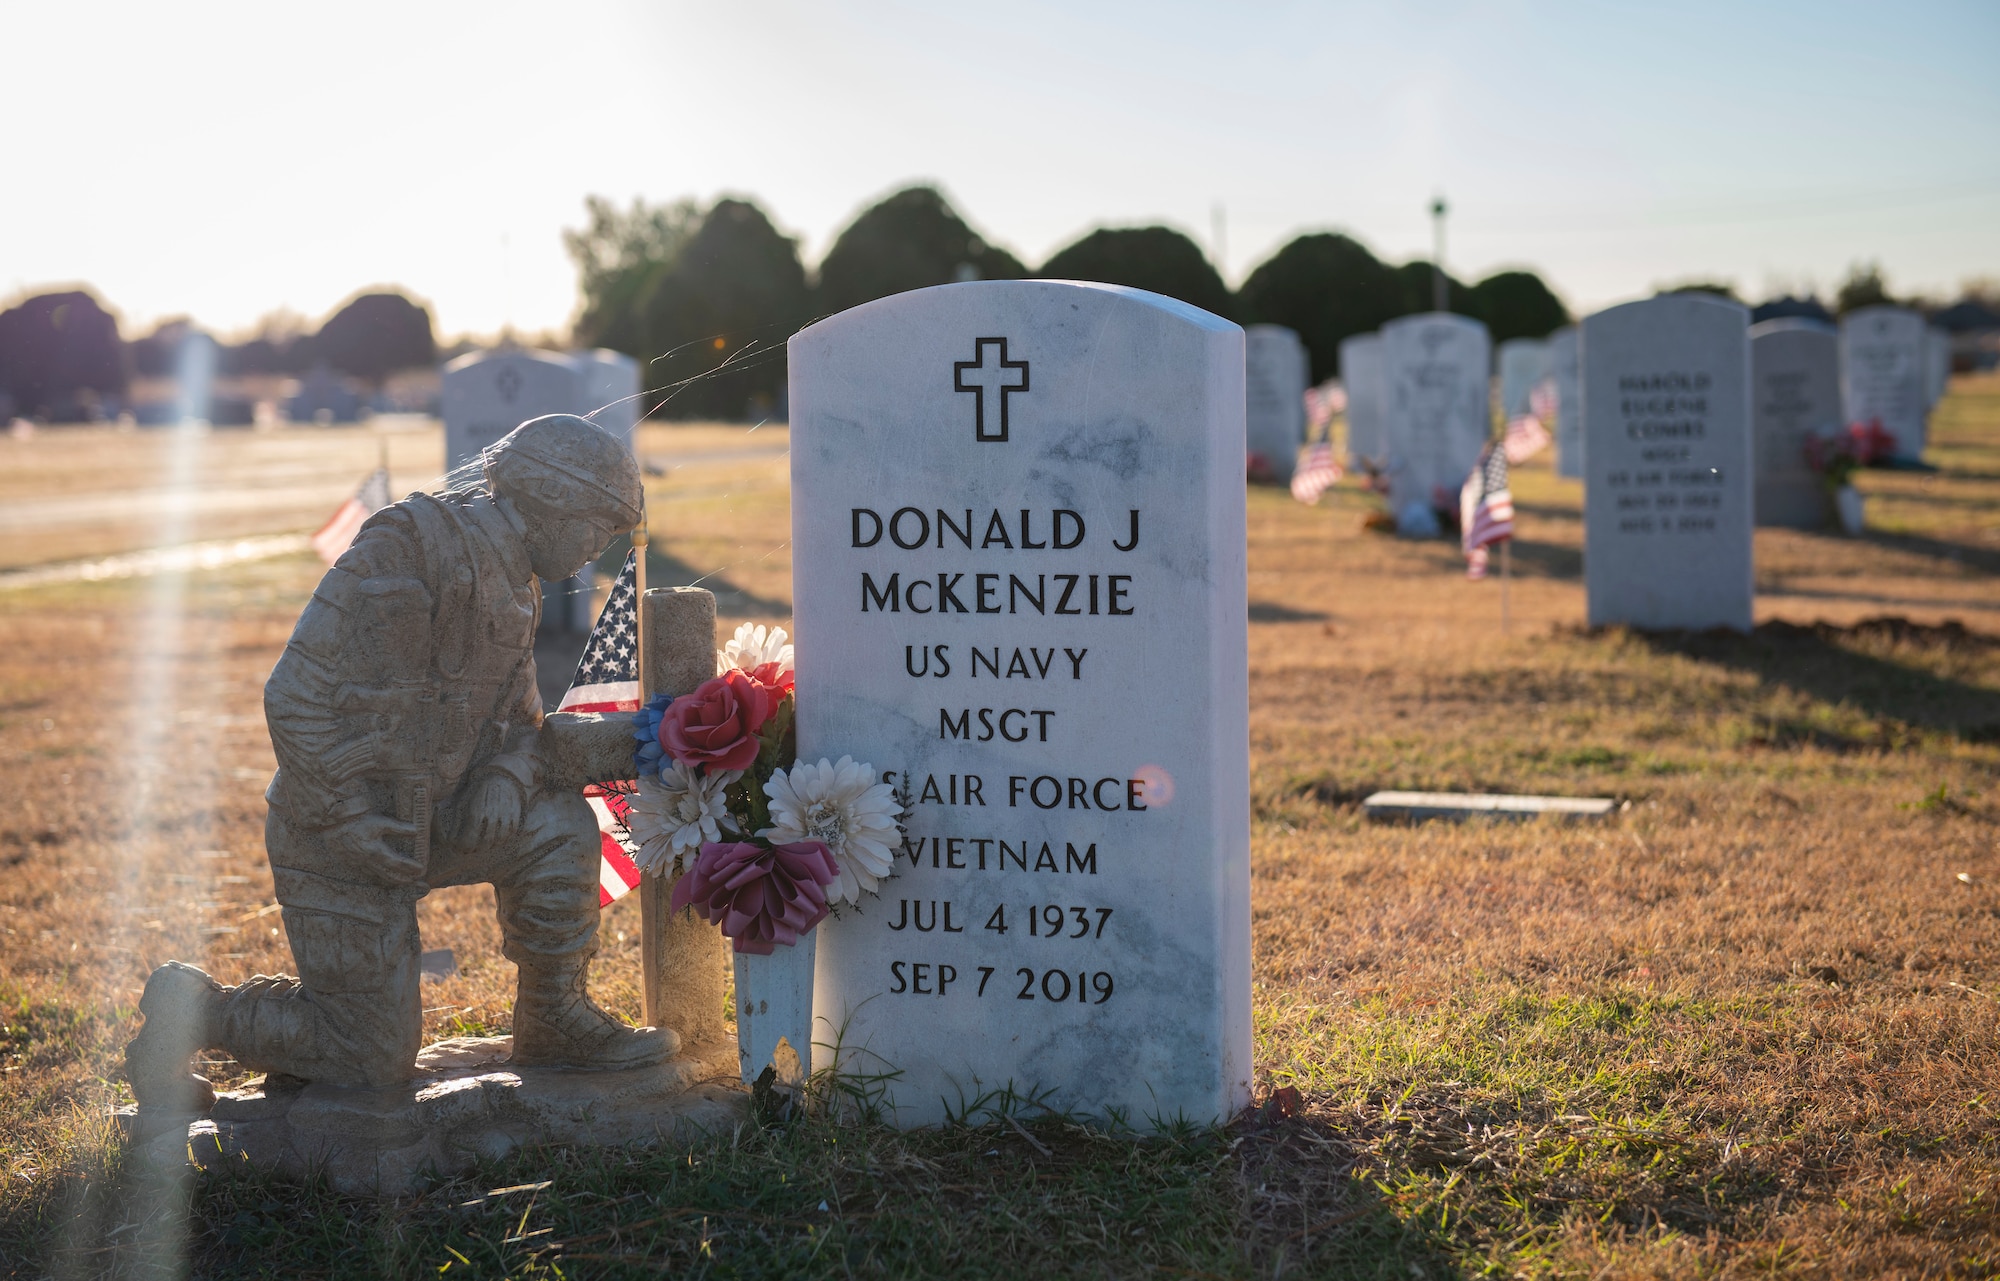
left=114, top=1035, right=746, bottom=1196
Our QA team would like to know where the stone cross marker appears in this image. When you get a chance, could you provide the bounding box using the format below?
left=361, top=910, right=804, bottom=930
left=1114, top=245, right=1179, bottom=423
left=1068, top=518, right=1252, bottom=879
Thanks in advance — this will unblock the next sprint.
left=1380, top=313, right=1491, bottom=529
left=788, top=280, right=1253, bottom=1127
left=1582, top=293, right=1752, bottom=631
left=1839, top=305, right=1929, bottom=460
left=1244, top=325, right=1308, bottom=483
left=1750, top=318, right=1840, bottom=529
left=1496, top=337, right=1550, bottom=421
left=1547, top=326, right=1583, bottom=479
left=1337, top=333, right=1385, bottom=465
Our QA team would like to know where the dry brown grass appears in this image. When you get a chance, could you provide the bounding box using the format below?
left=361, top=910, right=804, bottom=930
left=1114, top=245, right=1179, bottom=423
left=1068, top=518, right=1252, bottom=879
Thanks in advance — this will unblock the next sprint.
left=1, top=394, right=1996, bottom=1277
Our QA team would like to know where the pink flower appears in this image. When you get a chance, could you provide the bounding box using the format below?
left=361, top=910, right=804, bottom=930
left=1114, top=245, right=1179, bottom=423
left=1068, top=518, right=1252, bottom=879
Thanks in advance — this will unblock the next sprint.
left=744, top=660, right=795, bottom=700
left=661, top=669, right=774, bottom=773
left=669, top=839, right=839, bottom=954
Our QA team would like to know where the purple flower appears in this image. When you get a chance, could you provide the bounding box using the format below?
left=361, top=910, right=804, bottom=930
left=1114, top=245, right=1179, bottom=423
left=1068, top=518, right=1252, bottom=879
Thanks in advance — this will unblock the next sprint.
left=668, top=839, right=839, bottom=954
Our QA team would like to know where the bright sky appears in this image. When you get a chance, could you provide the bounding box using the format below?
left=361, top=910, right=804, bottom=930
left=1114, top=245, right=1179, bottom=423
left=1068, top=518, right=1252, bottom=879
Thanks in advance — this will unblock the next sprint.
left=5, top=0, right=1996, bottom=339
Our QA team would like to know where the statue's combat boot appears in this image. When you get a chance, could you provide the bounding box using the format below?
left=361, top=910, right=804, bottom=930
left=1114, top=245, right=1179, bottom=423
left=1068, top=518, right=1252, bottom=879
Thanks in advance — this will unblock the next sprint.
left=124, top=961, right=225, bottom=1112
left=510, top=964, right=677, bottom=1070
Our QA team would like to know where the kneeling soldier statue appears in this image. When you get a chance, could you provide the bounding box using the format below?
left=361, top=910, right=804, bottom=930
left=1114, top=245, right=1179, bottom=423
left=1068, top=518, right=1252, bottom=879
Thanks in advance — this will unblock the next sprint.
left=127, top=415, right=674, bottom=1111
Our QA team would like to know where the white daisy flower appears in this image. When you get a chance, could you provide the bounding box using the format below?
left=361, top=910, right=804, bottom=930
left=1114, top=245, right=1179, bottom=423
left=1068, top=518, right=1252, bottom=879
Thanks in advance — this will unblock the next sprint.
left=760, top=756, right=902, bottom=905
left=627, top=762, right=740, bottom=875
left=717, top=622, right=795, bottom=677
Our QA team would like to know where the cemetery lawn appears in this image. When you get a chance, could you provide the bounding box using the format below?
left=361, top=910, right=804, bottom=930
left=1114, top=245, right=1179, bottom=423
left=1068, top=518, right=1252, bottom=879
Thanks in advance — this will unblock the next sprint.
left=2, top=391, right=1998, bottom=1278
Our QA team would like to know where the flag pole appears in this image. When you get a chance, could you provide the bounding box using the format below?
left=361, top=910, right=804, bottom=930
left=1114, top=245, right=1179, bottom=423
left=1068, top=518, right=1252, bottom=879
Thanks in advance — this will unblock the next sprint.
left=633, top=511, right=649, bottom=691
left=1501, top=538, right=1512, bottom=634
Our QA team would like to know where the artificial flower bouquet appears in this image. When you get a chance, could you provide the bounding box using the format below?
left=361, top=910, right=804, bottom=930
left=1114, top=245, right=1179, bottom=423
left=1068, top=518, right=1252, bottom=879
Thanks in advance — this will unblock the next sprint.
left=627, top=624, right=903, bottom=954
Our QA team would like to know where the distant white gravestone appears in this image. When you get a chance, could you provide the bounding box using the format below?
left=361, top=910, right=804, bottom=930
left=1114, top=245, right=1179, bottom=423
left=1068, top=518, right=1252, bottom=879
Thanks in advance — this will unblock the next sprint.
left=1750, top=319, right=1840, bottom=529
left=1244, top=325, right=1308, bottom=483
left=788, top=280, right=1253, bottom=1127
left=1496, top=337, right=1550, bottom=421
left=1338, top=333, right=1385, bottom=465
left=1839, top=305, right=1929, bottom=459
left=1924, top=326, right=1952, bottom=409
left=574, top=348, right=644, bottom=441
left=441, top=349, right=591, bottom=473
left=441, top=348, right=639, bottom=633
left=1381, top=313, right=1491, bottom=529
left=1547, top=326, right=1583, bottom=479
left=1583, top=293, right=1752, bottom=631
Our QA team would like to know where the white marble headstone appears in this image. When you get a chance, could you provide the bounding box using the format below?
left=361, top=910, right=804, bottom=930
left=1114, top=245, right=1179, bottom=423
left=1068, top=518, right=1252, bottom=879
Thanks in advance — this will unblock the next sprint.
left=1380, top=313, right=1492, bottom=525
left=1496, top=338, right=1550, bottom=421
left=1750, top=319, right=1839, bottom=529
left=1547, top=326, right=1583, bottom=479
left=1338, top=333, right=1385, bottom=465
left=788, top=280, right=1252, bottom=1128
left=440, top=348, right=589, bottom=474
left=572, top=348, right=643, bottom=445
left=1244, top=325, right=1308, bottom=483
left=1924, top=326, right=1951, bottom=408
left=1582, top=293, right=1752, bottom=631
left=1839, top=305, right=1928, bottom=459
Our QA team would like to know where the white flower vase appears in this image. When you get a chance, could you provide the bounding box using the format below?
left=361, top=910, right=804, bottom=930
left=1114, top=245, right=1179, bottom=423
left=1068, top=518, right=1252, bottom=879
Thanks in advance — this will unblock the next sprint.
left=1834, top=484, right=1865, bottom=536
left=733, top=932, right=816, bottom=1086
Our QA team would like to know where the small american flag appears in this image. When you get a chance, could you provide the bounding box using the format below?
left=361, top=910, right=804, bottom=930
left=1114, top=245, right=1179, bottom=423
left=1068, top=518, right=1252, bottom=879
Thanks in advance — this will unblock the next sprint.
left=1502, top=415, right=1551, bottom=464
left=311, top=468, right=392, bottom=564
left=1290, top=441, right=1343, bottom=505
left=1459, top=442, right=1514, bottom=580
left=557, top=550, right=644, bottom=906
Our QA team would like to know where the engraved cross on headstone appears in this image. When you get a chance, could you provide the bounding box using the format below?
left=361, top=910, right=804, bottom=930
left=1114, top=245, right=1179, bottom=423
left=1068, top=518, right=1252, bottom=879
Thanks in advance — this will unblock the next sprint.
left=953, top=337, right=1029, bottom=442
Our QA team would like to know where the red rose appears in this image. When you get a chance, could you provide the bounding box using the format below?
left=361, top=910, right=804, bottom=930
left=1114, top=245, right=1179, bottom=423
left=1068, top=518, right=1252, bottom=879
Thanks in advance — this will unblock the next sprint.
left=661, top=669, right=773, bottom=773
left=743, top=660, right=795, bottom=700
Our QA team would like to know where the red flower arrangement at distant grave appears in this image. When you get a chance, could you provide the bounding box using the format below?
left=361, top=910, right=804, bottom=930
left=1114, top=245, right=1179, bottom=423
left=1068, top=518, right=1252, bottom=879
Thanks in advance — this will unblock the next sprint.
left=626, top=624, right=905, bottom=954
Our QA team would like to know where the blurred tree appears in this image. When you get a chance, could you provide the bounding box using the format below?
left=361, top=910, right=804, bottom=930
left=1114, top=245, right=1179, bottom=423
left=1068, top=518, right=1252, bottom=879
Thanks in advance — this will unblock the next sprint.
left=316, top=292, right=436, bottom=383
left=1469, top=270, right=1568, bottom=342
left=1038, top=226, right=1233, bottom=318
left=635, top=197, right=811, bottom=419
left=1236, top=233, right=1403, bottom=381
left=1835, top=262, right=1895, bottom=314
left=815, top=186, right=1025, bottom=316
left=1394, top=261, right=1479, bottom=318
left=567, top=195, right=701, bottom=355
left=130, top=318, right=196, bottom=379
left=1750, top=296, right=1835, bottom=325
left=0, top=291, right=128, bottom=418
left=1661, top=281, right=1740, bottom=301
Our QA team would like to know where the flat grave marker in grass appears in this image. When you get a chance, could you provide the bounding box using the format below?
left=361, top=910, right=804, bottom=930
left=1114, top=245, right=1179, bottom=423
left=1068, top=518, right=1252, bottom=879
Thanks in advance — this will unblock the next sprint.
left=1583, top=292, right=1753, bottom=631
left=1245, top=323, right=1308, bottom=483
left=787, top=280, right=1253, bottom=1127
left=1750, top=317, right=1841, bottom=530
left=1380, top=311, right=1490, bottom=534
left=1361, top=790, right=1618, bottom=823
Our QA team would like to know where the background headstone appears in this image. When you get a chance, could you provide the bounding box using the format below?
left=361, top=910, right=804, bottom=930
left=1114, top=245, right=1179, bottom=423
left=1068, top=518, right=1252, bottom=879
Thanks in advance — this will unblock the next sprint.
left=1547, top=326, right=1583, bottom=479
left=1496, top=337, right=1550, bottom=421
left=1750, top=318, right=1840, bottom=529
left=1839, top=305, right=1928, bottom=459
left=1244, top=324, right=1308, bottom=483
left=1380, top=312, right=1492, bottom=528
left=440, top=348, right=600, bottom=633
left=1583, top=293, right=1752, bottom=630
left=788, top=279, right=1253, bottom=1128
left=572, top=348, right=643, bottom=445
left=1925, top=325, right=1952, bottom=408
left=1338, top=333, right=1385, bottom=465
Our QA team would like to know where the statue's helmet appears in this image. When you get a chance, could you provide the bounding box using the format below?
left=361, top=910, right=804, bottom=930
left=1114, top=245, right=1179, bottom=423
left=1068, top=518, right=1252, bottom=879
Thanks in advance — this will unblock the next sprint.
left=483, top=414, right=643, bottom=529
